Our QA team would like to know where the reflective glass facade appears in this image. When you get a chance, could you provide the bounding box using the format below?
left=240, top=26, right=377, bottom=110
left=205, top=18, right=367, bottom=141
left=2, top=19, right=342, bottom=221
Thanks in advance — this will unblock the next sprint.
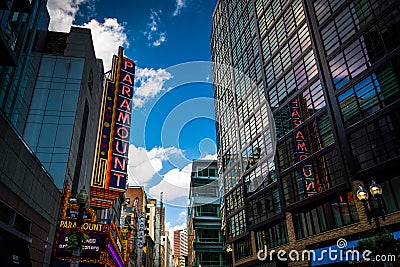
left=0, top=0, right=49, bottom=132
left=22, top=28, right=104, bottom=193
left=212, top=0, right=400, bottom=265
left=23, top=55, right=84, bottom=188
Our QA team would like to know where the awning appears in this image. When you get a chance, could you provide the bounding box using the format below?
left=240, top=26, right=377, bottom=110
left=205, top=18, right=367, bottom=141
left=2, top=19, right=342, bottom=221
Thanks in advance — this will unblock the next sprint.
left=0, top=229, right=32, bottom=267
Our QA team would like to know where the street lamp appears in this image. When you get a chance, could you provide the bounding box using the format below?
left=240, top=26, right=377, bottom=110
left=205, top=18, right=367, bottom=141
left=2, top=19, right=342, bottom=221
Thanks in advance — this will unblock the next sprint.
left=356, top=180, right=385, bottom=229
left=70, top=187, right=89, bottom=267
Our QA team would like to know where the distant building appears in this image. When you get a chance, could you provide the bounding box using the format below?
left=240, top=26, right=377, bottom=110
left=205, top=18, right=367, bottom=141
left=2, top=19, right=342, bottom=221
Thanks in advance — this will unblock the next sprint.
left=154, top=202, right=166, bottom=267
left=188, top=160, right=225, bottom=267
left=162, top=233, right=173, bottom=267
left=173, top=229, right=181, bottom=261
left=147, top=198, right=157, bottom=242
left=124, top=186, right=149, bottom=267
left=179, top=229, right=188, bottom=267
left=173, top=228, right=188, bottom=267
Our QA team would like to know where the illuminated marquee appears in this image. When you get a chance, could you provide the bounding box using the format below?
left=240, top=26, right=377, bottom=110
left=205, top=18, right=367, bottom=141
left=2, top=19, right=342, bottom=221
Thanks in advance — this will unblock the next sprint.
left=51, top=181, right=108, bottom=265
left=91, top=46, right=135, bottom=208
left=108, top=222, right=125, bottom=267
left=52, top=181, right=126, bottom=266
left=290, top=98, right=317, bottom=196
left=121, top=226, right=131, bottom=265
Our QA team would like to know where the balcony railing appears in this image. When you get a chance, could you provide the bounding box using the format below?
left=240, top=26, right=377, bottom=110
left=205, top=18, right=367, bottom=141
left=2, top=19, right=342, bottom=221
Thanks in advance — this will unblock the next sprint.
left=194, top=237, right=222, bottom=243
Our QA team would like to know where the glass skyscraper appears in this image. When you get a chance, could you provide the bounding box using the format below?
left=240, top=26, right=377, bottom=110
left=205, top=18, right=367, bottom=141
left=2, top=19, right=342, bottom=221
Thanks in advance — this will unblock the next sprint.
left=212, top=0, right=400, bottom=266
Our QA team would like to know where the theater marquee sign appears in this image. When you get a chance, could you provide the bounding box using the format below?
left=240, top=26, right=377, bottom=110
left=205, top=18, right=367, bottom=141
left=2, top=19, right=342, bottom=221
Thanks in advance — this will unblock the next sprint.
left=51, top=181, right=109, bottom=265
left=91, top=46, right=135, bottom=208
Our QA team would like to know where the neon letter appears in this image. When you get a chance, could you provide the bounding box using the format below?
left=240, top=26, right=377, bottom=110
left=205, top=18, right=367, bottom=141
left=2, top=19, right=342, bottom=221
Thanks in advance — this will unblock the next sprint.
left=114, top=172, right=125, bottom=187
left=124, top=60, right=133, bottom=70
left=116, top=126, right=129, bottom=139
left=117, top=111, right=130, bottom=125
left=291, top=109, right=300, bottom=118
left=119, top=99, right=131, bottom=111
left=121, top=85, right=131, bottom=97
left=295, top=131, right=305, bottom=140
left=115, top=140, right=128, bottom=154
left=302, top=166, right=313, bottom=177
left=297, top=142, right=308, bottom=151
left=122, top=73, right=133, bottom=84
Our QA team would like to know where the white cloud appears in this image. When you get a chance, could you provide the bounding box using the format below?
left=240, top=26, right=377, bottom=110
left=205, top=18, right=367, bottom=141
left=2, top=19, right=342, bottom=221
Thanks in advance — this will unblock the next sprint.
left=128, top=144, right=181, bottom=186
left=178, top=211, right=186, bottom=221
left=133, top=67, right=172, bottom=108
left=202, top=153, right=217, bottom=160
left=144, top=10, right=167, bottom=47
left=47, top=0, right=88, bottom=32
left=47, top=1, right=130, bottom=71
left=148, top=163, right=192, bottom=202
left=172, top=0, right=186, bottom=16
left=81, top=18, right=129, bottom=70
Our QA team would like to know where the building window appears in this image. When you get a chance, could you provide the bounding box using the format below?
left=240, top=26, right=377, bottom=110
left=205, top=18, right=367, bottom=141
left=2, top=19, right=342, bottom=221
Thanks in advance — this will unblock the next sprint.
left=226, top=186, right=244, bottom=215
left=381, top=176, right=400, bottom=214
left=234, top=237, right=253, bottom=261
left=196, top=167, right=218, bottom=177
left=247, top=187, right=281, bottom=226
left=293, top=192, right=359, bottom=239
left=227, top=210, right=246, bottom=239
left=195, top=205, right=219, bottom=217
left=349, top=109, right=400, bottom=171
left=338, top=63, right=400, bottom=127
left=255, top=220, right=288, bottom=251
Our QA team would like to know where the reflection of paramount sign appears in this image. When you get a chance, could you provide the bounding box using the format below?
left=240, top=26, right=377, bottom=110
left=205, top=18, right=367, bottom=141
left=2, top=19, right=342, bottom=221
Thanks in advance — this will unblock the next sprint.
left=290, top=98, right=316, bottom=196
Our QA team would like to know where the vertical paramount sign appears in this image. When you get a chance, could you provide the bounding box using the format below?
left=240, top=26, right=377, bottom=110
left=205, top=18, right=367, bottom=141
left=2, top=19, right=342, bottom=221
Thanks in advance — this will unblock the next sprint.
left=91, top=47, right=135, bottom=208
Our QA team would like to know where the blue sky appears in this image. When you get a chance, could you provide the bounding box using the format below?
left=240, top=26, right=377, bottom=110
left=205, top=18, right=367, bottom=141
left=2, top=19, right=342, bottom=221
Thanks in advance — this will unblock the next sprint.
left=46, top=0, right=218, bottom=234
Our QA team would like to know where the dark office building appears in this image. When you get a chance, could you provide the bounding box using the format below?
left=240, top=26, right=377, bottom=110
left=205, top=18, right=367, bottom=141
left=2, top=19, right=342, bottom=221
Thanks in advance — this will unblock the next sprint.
left=1, top=1, right=105, bottom=265
left=0, top=1, right=60, bottom=266
left=211, top=0, right=400, bottom=266
left=188, top=160, right=226, bottom=267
